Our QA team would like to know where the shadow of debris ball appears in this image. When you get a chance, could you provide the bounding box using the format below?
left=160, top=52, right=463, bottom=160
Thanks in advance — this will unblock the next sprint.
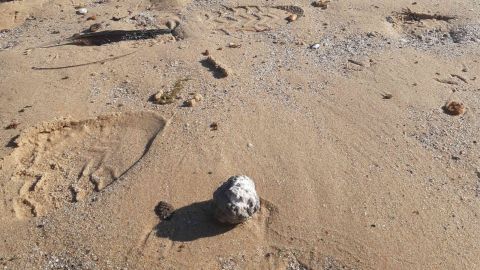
left=155, top=200, right=235, bottom=242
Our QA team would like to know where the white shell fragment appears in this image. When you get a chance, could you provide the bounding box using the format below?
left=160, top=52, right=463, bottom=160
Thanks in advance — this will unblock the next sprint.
left=311, top=43, right=320, bottom=49
left=77, top=8, right=88, bottom=15
left=213, top=175, right=260, bottom=224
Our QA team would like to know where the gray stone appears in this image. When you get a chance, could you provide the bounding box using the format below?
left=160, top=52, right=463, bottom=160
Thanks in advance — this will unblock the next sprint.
left=213, top=175, right=260, bottom=224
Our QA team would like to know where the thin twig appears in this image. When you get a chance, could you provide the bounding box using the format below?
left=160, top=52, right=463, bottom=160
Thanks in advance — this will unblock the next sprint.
left=31, top=51, right=136, bottom=70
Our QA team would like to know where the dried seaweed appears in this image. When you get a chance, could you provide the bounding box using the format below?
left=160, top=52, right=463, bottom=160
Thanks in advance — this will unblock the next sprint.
left=399, top=8, right=456, bottom=22
left=272, top=5, right=305, bottom=17
left=151, top=78, right=191, bottom=104
left=201, top=56, right=231, bottom=78
left=35, top=29, right=172, bottom=48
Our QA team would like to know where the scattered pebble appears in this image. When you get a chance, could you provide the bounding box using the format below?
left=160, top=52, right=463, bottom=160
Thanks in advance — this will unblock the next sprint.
left=312, top=0, right=330, bottom=9
left=152, top=90, right=164, bottom=103
left=184, top=99, right=196, bottom=107
left=210, top=122, right=218, bottom=131
left=5, top=122, right=19, bottom=130
left=382, top=93, right=393, bottom=99
left=76, top=8, right=88, bottom=15
left=154, top=201, right=175, bottom=220
left=227, top=42, right=241, bottom=48
left=184, top=94, right=203, bottom=107
left=202, top=50, right=210, bottom=56
left=89, top=23, right=102, bottom=32
left=86, top=15, right=97, bottom=21
left=166, top=20, right=178, bottom=30
left=443, top=101, right=465, bottom=116
left=152, top=90, right=179, bottom=105
left=286, top=14, right=298, bottom=22
left=311, top=43, right=321, bottom=49
left=193, top=93, right=203, bottom=102
left=247, top=143, right=253, bottom=148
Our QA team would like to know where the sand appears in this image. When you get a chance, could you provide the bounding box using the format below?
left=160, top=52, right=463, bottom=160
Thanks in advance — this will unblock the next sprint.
left=0, top=0, right=479, bottom=269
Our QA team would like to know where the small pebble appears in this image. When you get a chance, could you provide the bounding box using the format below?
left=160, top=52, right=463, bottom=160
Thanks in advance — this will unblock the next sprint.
left=443, top=101, right=465, bottom=116
left=153, top=90, right=164, bottom=102
left=227, top=42, right=241, bottom=48
left=166, top=20, right=178, bottom=30
left=382, top=93, right=393, bottom=99
left=184, top=99, right=196, bottom=107
left=5, top=122, right=19, bottom=130
left=312, top=0, right=330, bottom=9
left=210, top=122, right=218, bottom=131
left=311, top=43, right=320, bottom=49
left=193, top=93, right=203, bottom=102
left=77, top=8, right=88, bottom=15
left=286, top=14, right=298, bottom=22
left=89, top=23, right=101, bottom=32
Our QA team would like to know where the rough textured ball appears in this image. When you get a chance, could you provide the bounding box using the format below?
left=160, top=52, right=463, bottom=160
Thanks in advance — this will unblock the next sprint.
left=155, top=201, right=175, bottom=220
left=212, top=175, right=260, bottom=224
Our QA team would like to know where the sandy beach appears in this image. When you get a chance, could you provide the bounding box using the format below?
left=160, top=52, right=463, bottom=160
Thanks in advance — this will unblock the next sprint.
left=1, top=0, right=480, bottom=269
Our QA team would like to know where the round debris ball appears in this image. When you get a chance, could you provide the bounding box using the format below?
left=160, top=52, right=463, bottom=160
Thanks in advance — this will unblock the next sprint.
left=155, top=201, right=175, bottom=220
left=213, top=175, right=260, bottom=224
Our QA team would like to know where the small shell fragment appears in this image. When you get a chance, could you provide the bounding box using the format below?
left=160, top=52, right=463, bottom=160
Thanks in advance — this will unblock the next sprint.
left=311, top=43, right=321, bottom=49
left=77, top=8, right=88, bottom=15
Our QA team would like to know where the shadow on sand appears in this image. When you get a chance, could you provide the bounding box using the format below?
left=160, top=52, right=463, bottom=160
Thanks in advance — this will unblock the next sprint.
left=155, top=200, right=236, bottom=242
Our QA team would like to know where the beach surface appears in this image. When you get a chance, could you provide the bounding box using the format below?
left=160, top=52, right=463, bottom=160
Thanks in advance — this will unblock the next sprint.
left=1, top=0, right=480, bottom=269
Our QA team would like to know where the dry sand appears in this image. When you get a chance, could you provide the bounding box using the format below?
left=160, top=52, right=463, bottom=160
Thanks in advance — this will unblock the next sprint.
left=1, top=0, right=480, bottom=269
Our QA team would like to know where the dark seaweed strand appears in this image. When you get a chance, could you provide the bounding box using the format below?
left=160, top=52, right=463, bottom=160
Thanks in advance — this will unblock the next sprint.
left=400, top=8, right=456, bottom=22
left=272, top=5, right=305, bottom=17
left=73, top=29, right=172, bottom=46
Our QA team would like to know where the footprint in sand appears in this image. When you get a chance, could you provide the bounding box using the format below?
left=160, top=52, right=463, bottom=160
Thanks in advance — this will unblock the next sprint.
left=202, top=5, right=303, bottom=33
left=4, top=111, right=166, bottom=219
